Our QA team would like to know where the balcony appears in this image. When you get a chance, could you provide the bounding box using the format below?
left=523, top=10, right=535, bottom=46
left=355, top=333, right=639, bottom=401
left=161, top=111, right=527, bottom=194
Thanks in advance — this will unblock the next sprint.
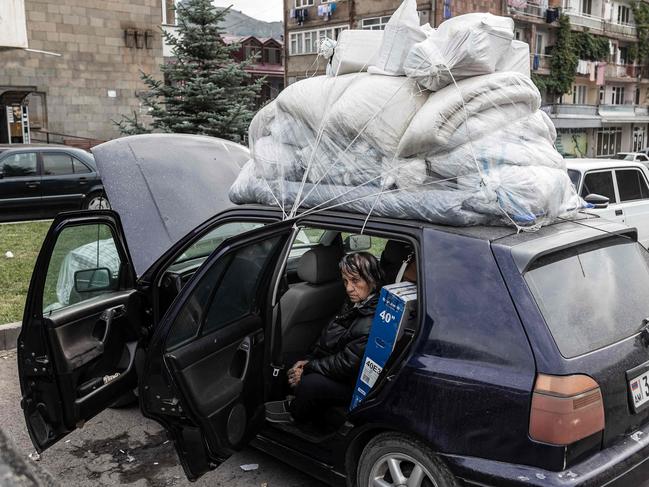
left=507, top=1, right=547, bottom=20
left=562, top=8, right=637, bottom=37
left=543, top=104, right=599, bottom=117
left=531, top=54, right=552, bottom=72
left=605, top=63, right=645, bottom=80
left=600, top=104, right=649, bottom=123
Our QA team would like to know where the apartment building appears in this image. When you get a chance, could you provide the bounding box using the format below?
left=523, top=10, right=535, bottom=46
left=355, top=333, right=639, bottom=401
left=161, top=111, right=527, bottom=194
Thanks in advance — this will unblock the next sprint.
left=509, top=0, right=649, bottom=157
left=284, top=0, right=649, bottom=156
left=0, top=0, right=164, bottom=145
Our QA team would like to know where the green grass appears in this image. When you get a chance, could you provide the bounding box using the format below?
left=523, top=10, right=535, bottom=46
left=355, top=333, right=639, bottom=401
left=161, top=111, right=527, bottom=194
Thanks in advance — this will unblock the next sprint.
left=0, top=221, right=51, bottom=324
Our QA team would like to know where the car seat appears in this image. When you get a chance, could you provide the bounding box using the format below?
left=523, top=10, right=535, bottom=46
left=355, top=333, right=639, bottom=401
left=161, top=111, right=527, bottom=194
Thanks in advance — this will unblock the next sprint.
left=380, top=240, right=413, bottom=284
left=280, top=245, right=346, bottom=359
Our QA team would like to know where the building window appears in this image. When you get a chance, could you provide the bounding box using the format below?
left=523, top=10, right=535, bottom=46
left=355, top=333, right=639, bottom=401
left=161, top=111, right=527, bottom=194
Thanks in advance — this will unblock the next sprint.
left=289, top=25, right=349, bottom=55
left=361, top=16, right=392, bottom=30
left=295, top=0, right=314, bottom=7
left=535, top=33, right=544, bottom=56
left=611, top=86, right=625, bottom=105
left=599, top=86, right=605, bottom=104
left=597, top=127, right=623, bottom=156
left=244, top=44, right=261, bottom=60
left=264, top=47, right=282, bottom=65
left=581, top=0, right=592, bottom=15
left=572, top=85, right=587, bottom=104
left=618, top=5, right=631, bottom=24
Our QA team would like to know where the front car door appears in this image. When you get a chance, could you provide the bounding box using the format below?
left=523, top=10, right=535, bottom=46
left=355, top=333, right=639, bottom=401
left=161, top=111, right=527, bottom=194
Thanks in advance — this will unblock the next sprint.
left=613, top=167, right=649, bottom=248
left=40, top=152, right=92, bottom=216
left=0, top=151, right=41, bottom=222
left=140, top=221, right=296, bottom=480
left=580, top=169, right=624, bottom=224
left=19, top=211, right=139, bottom=451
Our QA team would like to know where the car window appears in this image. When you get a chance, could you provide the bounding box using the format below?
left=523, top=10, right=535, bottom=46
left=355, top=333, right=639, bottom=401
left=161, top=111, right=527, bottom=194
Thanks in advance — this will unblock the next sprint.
left=173, top=221, right=264, bottom=265
left=166, top=235, right=284, bottom=349
left=43, top=224, right=123, bottom=313
left=1, top=152, right=37, bottom=177
left=526, top=239, right=649, bottom=358
left=581, top=171, right=616, bottom=203
left=567, top=169, right=581, bottom=191
left=43, top=153, right=74, bottom=176
left=623, top=154, right=635, bottom=161
left=73, top=158, right=91, bottom=174
left=616, top=169, right=649, bottom=202
left=640, top=155, right=649, bottom=162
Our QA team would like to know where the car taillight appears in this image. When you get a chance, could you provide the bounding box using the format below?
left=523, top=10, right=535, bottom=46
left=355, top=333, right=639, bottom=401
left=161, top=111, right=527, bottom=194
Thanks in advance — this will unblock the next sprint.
left=529, top=374, right=605, bottom=446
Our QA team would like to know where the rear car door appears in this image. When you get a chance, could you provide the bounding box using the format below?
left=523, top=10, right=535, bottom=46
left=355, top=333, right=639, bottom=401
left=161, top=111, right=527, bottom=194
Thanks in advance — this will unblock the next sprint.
left=18, top=211, right=139, bottom=452
left=614, top=168, right=649, bottom=248
left=0, top=151, right=41, bottom=221
left=141, top=221, right=296, bottom=480
left=40, top=152, right=89, bottom=215
left=580, top=169, right=624, bottom=223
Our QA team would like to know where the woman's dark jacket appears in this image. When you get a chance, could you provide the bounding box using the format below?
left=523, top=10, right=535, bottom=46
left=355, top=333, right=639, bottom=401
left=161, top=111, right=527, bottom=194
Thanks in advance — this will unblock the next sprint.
left=304, top=294, right=379, bottom=383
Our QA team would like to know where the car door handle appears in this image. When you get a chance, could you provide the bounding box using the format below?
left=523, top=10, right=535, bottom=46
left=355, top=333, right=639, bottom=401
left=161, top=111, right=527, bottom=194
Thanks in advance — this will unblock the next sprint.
left=25, top=181, right=40, bottom=189
left=78, top=177, right=88, bottom=185
left=615, top=209, right=623, bottom=216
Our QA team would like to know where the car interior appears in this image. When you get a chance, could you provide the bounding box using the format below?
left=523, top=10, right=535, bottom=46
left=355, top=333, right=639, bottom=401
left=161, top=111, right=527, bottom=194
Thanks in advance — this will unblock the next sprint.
left=154, top=223, right=420, bottom=441
left=265, top=227, right=419, bottom=440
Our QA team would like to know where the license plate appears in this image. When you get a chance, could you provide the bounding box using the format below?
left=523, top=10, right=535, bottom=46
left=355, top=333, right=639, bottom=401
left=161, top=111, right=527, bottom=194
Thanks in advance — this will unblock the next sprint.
left=630, top=372, right=649, bottom=410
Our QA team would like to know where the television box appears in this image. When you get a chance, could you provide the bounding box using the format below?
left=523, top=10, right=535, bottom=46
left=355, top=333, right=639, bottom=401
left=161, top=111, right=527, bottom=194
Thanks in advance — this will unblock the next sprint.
left=350, top=282, right=417, bottom=410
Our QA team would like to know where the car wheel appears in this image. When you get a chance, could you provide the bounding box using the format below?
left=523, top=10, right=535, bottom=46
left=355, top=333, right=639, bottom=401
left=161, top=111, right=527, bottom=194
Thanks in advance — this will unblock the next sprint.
left=84, top=191, right=111, bottom=210
left=357, top=433, right=460, bottom=487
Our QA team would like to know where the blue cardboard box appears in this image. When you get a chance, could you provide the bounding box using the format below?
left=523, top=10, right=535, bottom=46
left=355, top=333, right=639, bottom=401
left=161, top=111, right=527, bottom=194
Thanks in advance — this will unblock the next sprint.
left=350, top=282, right=417, bottom=410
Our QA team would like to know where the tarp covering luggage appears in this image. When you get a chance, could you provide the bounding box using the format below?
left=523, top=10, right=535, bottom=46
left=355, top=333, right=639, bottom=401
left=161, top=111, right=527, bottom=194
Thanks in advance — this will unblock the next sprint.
left=230, top=0, right=582, bottom=229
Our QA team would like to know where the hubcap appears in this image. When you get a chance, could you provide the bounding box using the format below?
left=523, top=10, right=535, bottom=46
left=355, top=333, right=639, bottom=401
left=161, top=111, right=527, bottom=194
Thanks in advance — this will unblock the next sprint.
left=368, top=453, right=438, bottom=487
left=87, top=196, right=110, bottom=210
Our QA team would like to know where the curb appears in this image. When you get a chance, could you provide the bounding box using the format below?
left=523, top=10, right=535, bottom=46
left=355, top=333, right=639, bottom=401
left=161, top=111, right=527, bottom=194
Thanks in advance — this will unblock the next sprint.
left=0, top=322, right=21, bottom=351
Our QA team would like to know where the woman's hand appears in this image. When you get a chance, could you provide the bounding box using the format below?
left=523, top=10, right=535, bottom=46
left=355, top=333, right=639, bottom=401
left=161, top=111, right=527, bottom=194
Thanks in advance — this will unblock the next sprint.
left=287, top=360, right=309, bottom=388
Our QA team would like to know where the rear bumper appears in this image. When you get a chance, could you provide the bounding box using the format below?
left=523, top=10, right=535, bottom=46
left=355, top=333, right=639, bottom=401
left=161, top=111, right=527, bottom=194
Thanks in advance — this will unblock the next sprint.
left=444, top=423, right=649, bottom=486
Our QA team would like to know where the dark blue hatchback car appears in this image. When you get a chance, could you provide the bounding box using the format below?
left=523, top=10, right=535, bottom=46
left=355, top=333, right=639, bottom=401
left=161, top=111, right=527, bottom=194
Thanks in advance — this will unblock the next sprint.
left=17, top=136, right=649, bottom=487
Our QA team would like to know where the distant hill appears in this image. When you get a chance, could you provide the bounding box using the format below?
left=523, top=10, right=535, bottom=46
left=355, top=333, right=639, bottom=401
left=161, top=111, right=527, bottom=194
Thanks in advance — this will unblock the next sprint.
left=218, top=7, right=284, bottom=40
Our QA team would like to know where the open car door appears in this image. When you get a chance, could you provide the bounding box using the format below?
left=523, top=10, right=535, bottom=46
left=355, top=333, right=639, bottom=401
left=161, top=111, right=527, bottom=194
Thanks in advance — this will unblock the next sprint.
left=140, top=221, right=296, bottom=480
left=19, top=211, right=139, bottom=452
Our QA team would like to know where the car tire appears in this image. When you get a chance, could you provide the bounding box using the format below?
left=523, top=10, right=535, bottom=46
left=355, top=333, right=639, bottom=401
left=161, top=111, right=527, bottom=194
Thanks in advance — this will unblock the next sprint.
left=356, top=432, right=460, bottom=487
left=84, top=191, right=111, bottom=210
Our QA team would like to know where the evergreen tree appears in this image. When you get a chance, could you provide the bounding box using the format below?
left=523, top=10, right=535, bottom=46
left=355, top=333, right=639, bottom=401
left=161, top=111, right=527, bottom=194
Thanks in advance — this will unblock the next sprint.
left=114, top=0, right=263, bottom=143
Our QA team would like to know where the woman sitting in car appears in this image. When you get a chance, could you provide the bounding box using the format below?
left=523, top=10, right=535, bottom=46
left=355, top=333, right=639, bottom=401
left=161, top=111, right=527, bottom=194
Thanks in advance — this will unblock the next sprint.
left=266, top=252, right=383, bottom=424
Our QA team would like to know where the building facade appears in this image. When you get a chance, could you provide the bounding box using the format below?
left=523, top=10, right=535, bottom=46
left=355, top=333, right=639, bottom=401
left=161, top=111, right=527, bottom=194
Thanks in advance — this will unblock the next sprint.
left=0, top=0, right=164, bottom=145
left=222, top=36, right=285, bottom=105
left=283, top=0, right=649, bottom=156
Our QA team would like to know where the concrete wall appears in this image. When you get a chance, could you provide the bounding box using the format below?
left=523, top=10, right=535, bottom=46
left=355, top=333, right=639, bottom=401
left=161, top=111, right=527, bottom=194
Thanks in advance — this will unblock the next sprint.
left=0, top=0, right=163, bottom=141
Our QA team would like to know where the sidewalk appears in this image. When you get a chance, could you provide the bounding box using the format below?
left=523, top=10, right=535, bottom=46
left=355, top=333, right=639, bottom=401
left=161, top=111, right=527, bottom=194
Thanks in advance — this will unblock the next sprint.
left=0, top=323, right=20, bottom=351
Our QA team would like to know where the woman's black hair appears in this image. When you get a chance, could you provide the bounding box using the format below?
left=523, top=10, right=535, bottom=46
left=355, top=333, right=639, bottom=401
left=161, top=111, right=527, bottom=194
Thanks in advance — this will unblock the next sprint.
left=339, top=252, right=384, bottom=293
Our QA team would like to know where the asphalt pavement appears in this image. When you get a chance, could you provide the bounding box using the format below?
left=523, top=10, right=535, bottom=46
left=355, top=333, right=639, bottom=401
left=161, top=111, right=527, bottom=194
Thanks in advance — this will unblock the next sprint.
left=0, top=349, right=326, bottom=487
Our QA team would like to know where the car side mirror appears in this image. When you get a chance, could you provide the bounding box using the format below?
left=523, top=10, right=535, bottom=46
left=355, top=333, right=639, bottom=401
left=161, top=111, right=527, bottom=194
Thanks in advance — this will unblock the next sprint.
left=74, top=268, right=112, bottom=293
left=344, top=234, right=372, bottom=252
left=584, top=193, right=610, bottom=209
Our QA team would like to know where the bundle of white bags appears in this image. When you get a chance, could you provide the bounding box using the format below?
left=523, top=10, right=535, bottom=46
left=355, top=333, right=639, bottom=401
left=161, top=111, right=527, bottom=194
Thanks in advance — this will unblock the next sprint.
left=229, top=0, right=582, bottom=227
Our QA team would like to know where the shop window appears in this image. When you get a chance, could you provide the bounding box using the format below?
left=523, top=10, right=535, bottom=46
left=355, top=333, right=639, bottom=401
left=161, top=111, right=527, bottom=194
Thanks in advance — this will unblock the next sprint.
left=596, top=127, right=622, bottom=156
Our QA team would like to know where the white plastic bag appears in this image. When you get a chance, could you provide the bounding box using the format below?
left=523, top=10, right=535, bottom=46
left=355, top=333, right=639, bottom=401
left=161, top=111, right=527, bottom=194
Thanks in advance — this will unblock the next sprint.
left=329, top=30, right=384, bottom=76
left=403, top=13, right=514, bottom=91
left=368, top=0, right=426, bottom=76
left=496, top=40, right=530, bottom=76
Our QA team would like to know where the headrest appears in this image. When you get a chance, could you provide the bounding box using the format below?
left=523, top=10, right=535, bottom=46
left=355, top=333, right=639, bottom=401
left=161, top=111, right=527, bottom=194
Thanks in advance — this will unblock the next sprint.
left=380, top=240, right=413, bottom=284
left=381, top=240, right=413, bottom=266
left=298, top=245, right=342, bottom=284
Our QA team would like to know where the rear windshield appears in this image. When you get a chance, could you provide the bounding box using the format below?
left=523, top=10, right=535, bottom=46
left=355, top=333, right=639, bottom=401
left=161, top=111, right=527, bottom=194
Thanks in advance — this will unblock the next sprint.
left=525, top=238, right=649, bottom=358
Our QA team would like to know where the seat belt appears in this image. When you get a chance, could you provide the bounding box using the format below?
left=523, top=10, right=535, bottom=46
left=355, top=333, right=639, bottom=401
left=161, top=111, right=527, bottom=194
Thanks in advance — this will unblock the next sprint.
left=395, top=252, right=414, bottom=283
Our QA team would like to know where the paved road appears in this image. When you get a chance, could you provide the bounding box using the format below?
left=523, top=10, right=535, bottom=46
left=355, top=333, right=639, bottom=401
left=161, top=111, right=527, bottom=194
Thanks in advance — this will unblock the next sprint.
left=0, top=349, right=327, bottom=487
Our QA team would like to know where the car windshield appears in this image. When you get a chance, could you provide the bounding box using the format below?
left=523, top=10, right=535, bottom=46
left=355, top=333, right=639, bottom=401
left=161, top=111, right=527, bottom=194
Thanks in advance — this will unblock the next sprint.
left=615, top=153, right=629, bottom=159
left=525, top=238, right=649, bottom=358
left=567, top=169, right=581, bottom=190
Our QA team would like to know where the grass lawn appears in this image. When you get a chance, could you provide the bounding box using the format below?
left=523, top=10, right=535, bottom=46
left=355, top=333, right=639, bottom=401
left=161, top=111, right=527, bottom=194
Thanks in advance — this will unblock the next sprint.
left=0, top=221, right=51, bottom=324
